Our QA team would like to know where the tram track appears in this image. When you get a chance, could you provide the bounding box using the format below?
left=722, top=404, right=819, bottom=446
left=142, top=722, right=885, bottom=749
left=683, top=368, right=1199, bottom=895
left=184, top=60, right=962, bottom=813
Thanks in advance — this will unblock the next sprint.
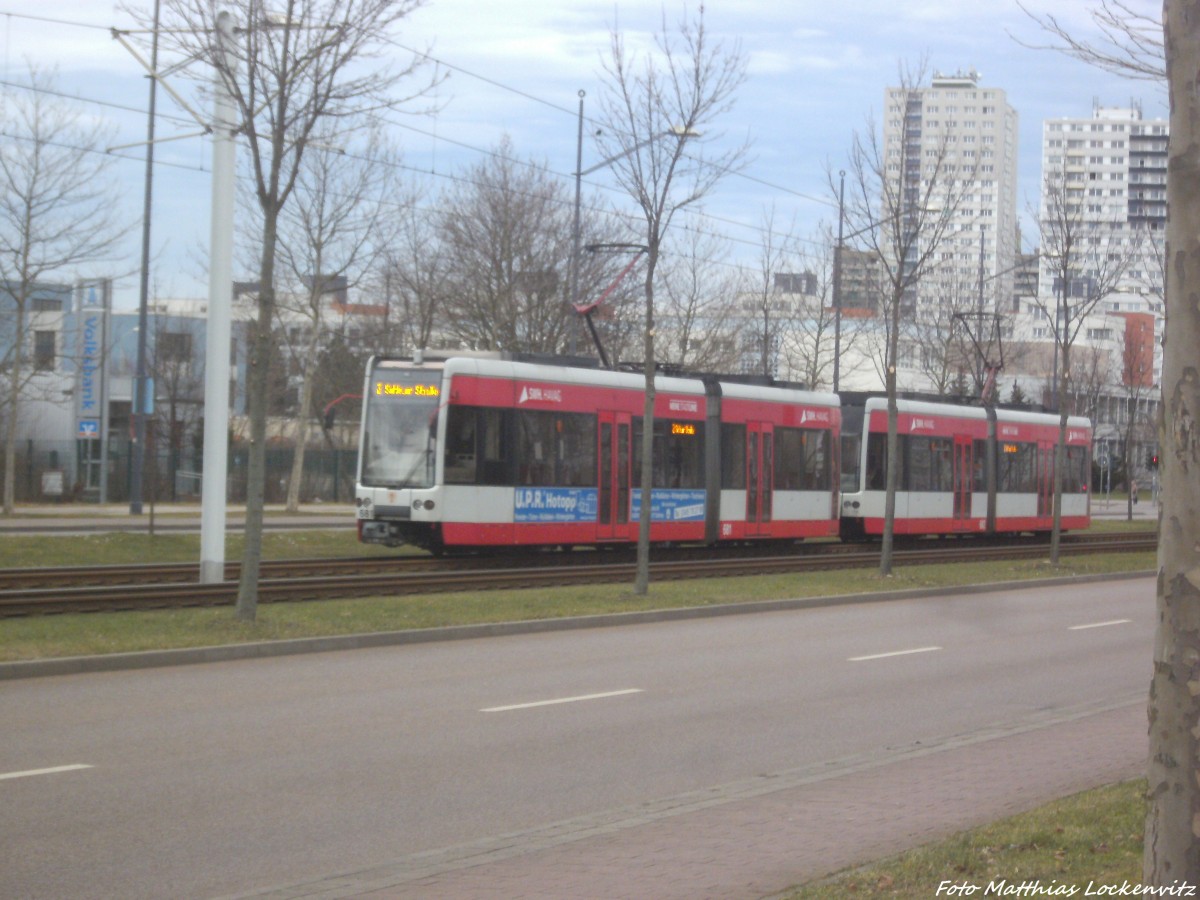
left=0, top=532, right=1156, bottom=617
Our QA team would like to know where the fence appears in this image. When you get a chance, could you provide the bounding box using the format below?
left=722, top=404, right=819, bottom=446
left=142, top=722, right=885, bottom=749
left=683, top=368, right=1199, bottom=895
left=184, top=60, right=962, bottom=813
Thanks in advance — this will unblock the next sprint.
left=4, top=439, right=358, bottom=506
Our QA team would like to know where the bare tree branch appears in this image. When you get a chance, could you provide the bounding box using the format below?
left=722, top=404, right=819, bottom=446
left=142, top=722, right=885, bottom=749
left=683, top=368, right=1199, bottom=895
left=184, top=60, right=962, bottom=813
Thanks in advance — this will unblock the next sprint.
left=1012, top=0, right=1165, bottom=81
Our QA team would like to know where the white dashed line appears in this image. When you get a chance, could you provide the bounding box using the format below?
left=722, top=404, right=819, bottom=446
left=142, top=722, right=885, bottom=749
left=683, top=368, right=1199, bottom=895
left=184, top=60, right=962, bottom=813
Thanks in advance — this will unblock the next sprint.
left=0, top=764, right=93, bottom=782
left=482, top=689, right=643, bottom=713
left=1068, top=619, right=1132, bottom=631
left=848, top=646, right=942, bottom=662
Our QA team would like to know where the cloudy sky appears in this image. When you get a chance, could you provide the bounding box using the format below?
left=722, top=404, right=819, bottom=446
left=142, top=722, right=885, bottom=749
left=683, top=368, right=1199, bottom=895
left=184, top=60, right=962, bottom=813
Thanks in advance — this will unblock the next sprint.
left=0, top=1, right=1165, bottom=308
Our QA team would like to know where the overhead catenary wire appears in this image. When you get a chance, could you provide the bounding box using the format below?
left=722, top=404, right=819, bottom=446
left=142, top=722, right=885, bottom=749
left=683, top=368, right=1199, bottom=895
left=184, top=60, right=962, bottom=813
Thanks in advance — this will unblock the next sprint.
left=0, top=6, right=851, bottom=294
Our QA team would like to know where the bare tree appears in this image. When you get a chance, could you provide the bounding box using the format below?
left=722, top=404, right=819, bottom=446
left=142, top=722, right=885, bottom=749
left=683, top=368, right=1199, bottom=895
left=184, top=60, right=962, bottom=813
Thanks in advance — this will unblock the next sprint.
left=837, top=60, right=980, bottom=576
left=270, top=123, right=402, bottom=512
left=656, top=217, right=742, bottom=372
left=1033, top=162, right=1142, bottom=562
left=778, top=224, right=872, bottom=391
left=376, top=186, right=450, bottom=357
left=438, top=136, right=604, bottom=354
left=138, top=0, right=438, bottom=620
left=593, top=4, right=747, bottom=595
left=742, top=207, right=801, bottom=378
left=0, top=67, right=130, bottom=515
left=904, top=260, right=998, bottom=397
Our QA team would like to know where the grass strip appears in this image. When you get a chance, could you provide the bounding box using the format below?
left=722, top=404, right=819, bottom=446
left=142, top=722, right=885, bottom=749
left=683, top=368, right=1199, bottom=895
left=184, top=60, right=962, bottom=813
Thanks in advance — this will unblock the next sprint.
left=1, top=549, right=1155, bottom=662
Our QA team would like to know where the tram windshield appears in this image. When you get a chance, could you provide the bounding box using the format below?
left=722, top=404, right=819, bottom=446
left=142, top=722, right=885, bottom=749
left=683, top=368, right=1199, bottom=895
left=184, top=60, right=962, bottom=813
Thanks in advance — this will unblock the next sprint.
left=360, top=368, right=443, bottom=489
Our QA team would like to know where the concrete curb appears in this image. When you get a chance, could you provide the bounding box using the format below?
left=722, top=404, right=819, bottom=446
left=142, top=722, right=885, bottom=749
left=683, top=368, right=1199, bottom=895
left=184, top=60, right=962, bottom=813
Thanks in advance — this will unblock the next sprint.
left=0, top=569, right=1155, bottom=681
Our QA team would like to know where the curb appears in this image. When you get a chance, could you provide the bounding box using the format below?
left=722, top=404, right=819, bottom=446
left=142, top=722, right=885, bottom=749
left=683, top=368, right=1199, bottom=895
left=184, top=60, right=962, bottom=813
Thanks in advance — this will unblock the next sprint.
left=0, top=569, right=1155, bottom=681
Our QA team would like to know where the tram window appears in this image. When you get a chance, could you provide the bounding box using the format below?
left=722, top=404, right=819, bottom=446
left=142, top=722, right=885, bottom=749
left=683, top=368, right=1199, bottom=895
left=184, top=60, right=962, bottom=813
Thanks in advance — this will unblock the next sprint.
left=776, top=427, right=831, bottom=490
left=721, top=424, right=746, bottom=489
left=865, top=433, right=905, bottom=490
left=807, top=430, right=831, bottom=490
left=517, top=410, right=597, bottom=487
left=973, top=439, right=987, bottom=492
left=907, top=437, right=953, bottom=492
left=444, top=407, right=514, bottom=485
left=1064, top=445, right=1089, bottom=492
left=478, top=409, right=513, bottom=485
left=774, top=429, right=804, bottom=489
left=998, top=441, right=1036, bottom=492
left=556, top=413, right=597, bottom=487
left=443, top=407, right=478, bottom=484
left=633, top=418, right=705, bottom=489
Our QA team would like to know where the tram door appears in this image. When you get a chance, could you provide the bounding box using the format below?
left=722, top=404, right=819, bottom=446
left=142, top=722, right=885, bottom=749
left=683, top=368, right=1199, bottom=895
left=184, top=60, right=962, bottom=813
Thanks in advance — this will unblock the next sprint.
left=597, top=411, right=631, bottom=540
left=953, top=435, right=973, bottom=528
left=1037, top=442, right=1056, bottom=518
left=746, top=423, right=774, bottom=537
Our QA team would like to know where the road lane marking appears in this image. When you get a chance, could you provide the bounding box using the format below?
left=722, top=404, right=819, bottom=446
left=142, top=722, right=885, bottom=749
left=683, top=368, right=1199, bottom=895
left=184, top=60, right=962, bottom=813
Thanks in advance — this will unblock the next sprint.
left=0, top=764, right=93, bottom=782
left=482, top=688, right=643, bottom=713
left=848, top=646, right=942, bottom=662
left=1069, top=619, right=1132, bottom=631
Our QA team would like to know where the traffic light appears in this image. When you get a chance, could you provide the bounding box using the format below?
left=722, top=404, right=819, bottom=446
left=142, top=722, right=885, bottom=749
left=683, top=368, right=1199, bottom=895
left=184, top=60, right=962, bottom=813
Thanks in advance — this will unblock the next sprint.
left=1149, top=452, right=1159, bottom=469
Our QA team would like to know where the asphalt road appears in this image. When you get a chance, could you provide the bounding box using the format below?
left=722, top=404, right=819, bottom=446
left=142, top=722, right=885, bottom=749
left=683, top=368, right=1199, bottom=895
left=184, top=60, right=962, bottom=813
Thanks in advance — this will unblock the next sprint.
left=1, top=576, right=1153, bottom=899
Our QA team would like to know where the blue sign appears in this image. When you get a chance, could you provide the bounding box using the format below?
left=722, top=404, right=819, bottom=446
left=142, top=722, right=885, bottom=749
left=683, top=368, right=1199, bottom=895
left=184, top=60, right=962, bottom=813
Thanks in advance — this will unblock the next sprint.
left=78, top=419, right=100, bottom=439
left=629, top=489, right=706, bottom=522
left=514, top=487, right=598, bottom=523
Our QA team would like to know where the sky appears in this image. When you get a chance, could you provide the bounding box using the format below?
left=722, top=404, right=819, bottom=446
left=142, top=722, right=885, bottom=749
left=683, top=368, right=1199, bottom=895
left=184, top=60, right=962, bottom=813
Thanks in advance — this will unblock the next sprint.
left=0, top=0, right=1167, bottom=310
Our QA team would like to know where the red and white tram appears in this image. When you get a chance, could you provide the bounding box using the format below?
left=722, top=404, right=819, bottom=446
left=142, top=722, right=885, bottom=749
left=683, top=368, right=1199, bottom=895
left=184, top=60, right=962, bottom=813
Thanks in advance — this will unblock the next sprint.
left=355, top=353, right=841, bottom=551
left=838, top=395, right=1091, bottom=539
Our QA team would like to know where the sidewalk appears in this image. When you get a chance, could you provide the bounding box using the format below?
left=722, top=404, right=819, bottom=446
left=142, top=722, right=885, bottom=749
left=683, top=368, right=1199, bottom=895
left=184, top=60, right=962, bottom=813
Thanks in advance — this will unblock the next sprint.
left=236, top=698, right=1146, bottom=900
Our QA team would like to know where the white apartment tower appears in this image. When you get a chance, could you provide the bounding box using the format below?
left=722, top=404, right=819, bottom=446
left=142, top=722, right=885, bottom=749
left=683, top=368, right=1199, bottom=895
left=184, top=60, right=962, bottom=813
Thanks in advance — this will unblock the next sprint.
left=1039, top=102, right=1166, bottom=290
left=1036, top=102, right=1166, bottom=385
left=882, top=69, right=1020, bottom=324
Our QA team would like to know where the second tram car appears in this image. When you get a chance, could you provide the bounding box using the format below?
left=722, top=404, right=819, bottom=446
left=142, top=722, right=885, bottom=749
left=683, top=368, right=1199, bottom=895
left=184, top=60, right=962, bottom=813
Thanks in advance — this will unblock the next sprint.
left=838, top=395, right=1092, bottom=539
left=355, top=353, right=842, bottom=552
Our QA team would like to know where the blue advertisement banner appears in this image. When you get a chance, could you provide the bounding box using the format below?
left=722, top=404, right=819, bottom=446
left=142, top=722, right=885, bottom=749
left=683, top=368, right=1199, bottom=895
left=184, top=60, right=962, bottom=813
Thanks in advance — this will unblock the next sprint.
left=514, top=487, right=599, bottom=523
left=629, top=489, right=706, bottom=522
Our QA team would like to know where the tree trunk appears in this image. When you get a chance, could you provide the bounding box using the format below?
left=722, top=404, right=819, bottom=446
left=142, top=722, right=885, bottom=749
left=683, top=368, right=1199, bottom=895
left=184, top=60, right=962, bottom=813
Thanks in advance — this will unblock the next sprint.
left=634, top=249, right=657, bottom=597
left=285, top=331, right=319, bottom=514
left=1145, top=0, right=1200, bottom=883
left=879, top=295, right=901, bottom=577
left=1050, top=338, right=1070, bottom=565
left=235, top=212, right=279, bottom=622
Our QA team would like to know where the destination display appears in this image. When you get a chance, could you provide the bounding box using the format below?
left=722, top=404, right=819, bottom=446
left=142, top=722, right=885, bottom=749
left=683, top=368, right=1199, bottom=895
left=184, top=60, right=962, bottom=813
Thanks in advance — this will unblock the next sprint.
left=374, top=381, right=440, bottom=398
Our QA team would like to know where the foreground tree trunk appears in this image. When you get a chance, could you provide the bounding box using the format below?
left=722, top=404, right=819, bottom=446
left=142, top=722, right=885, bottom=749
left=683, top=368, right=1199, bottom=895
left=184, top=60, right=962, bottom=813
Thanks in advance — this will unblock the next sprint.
left=1145, top=0, right=1200, bottom=883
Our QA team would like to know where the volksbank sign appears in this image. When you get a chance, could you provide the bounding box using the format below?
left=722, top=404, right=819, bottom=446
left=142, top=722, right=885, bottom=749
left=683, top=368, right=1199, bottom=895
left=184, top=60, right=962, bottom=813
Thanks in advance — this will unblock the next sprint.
left=74, top=280, right=110, bottom=442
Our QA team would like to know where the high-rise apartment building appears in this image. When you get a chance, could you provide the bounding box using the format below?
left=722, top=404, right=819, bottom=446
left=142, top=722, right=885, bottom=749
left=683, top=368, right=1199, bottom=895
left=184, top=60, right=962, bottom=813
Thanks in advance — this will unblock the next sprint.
left=1040, top=102, right=1166, bottom=260
left=882, top=69, right=1020, bottom=322
left=1037, top=103, right=1166, bottom=386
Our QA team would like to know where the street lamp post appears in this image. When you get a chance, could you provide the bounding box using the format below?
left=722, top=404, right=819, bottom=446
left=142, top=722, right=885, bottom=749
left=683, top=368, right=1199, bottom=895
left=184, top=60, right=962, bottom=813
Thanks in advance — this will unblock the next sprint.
left=833, top=169, right=845, bottom=392
left=129, top=0, right=162, bottom=516
left=569, top=90, right=585, bottom=355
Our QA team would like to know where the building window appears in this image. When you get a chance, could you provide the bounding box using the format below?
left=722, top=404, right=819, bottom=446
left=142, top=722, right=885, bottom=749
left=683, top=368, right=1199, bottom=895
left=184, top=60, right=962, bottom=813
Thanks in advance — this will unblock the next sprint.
left=33, top=331, right=55, bottom=371
left=158, top=331, right=192, bottom=362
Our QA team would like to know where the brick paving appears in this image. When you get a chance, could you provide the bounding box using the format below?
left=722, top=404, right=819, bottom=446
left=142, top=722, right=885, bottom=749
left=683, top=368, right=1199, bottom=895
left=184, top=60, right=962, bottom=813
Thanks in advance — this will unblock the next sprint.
left=244, top=699, right=1146, bottom=900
